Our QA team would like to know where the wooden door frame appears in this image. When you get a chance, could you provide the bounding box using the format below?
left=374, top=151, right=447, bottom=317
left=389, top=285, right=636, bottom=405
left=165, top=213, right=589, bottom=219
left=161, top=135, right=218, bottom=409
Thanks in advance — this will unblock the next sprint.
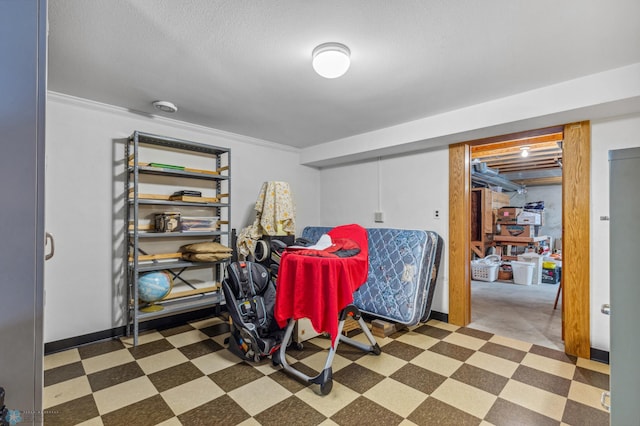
left=448, top=122, right=591, bottom=358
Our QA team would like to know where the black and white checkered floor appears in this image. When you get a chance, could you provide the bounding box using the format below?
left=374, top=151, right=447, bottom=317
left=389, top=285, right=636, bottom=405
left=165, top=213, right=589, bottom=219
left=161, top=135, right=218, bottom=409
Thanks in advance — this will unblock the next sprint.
left=43, top=316, right=610, bottom=425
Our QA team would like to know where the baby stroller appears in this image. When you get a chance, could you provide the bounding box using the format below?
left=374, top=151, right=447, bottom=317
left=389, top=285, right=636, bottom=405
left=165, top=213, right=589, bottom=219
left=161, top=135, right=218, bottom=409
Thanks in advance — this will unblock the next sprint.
left=222, top=261, right=285, bottom=362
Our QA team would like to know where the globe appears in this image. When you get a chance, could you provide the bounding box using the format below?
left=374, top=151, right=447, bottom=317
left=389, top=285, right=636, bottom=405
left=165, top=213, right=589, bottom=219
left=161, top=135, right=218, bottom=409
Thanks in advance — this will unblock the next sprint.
left=138, top=271, right=173, bottom=311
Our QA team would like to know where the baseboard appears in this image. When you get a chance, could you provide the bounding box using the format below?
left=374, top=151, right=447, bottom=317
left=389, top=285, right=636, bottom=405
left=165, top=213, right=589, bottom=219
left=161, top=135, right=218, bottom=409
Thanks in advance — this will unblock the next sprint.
left=429, top=310, right=448, bottom=323
left=590, top=347, right=610, bottom=365
left=44, top=307, right=223, bottom=355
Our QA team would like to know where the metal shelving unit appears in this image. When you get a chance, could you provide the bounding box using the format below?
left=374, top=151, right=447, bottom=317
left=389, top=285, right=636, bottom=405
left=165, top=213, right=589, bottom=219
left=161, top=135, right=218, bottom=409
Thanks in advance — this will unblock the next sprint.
left=125, top=131, right=231, bottom=345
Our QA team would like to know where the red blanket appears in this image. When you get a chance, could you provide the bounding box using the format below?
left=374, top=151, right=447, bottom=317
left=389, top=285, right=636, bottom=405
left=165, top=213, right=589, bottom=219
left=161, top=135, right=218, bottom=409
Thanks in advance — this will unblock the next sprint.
left=274, top=224, right=368, bottom=347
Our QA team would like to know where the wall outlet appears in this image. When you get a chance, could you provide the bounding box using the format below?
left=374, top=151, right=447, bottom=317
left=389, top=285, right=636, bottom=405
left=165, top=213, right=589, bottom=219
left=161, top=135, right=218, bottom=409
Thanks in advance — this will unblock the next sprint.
left=374, top=211, right=385, bottom=223
left=433, top=209, right=441, bottom=219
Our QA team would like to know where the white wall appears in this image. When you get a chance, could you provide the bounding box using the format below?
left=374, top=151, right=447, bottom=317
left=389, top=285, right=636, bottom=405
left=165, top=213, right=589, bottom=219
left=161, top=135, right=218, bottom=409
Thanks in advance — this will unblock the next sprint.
left=319, top=147, right=450, bottom=313
left=44, top=93, right=320, bottom=343
left=590, top=112, right=640, bottom=351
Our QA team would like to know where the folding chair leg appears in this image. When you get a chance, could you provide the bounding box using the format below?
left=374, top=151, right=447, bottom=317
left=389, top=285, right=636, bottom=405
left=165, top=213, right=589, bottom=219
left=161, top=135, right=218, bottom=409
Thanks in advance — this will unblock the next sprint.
left=273, top=304, right=381, bottom=395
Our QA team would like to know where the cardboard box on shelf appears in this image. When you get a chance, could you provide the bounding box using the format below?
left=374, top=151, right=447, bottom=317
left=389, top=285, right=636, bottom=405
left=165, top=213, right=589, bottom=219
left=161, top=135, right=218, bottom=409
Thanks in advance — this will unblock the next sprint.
left=517, top=211, right=542, bottom=225
left=496, top=207, right=523, bottom=223
left=500, top=224, right=535, bottom=238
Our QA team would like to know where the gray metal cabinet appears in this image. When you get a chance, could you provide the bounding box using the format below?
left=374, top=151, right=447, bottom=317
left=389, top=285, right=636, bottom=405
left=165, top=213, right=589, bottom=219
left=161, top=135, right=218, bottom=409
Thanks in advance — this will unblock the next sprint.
left=126, top=131, right=231, bottom=345
left=608, top=147, right=640, bottom=424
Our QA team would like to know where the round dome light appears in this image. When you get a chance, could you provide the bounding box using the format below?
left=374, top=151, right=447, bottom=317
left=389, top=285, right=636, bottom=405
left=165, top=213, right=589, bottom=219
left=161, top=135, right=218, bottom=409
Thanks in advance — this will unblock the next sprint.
left=312, top=42, right=351, bottom=79
left=152, top=100, right=178, bottom=113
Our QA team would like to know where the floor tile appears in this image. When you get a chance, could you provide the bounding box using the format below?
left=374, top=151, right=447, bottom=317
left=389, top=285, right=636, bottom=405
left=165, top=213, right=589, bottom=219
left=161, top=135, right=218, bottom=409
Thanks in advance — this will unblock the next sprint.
left=87, top=361, right=145, bottom=392
left=177, top=394, right=250, bottom=426
left=521, top=352, right=576, bottom=380
left=78, top=339, right=126, bottom=360
left=407, top=396, right=482, bottom=426
left=190, top=349, right=241, bottom=375
left=128, top=338, right=176, bottom=360
left=573, top=366, right=610, bottom=391
left=100, top=394, right=174, bottom=426
left=576, top=357, right=610, bottom=375
left=253, top=395, right=326, bottom=426
left=479, top=341, right=528, bottom=363
left=529, top=344, right=576, bottom=364
left=430, top=378, right=497, bottom=419
left=567, top=380, right=609, bottom=412
left=93, top=376, right=158, bottom=415
left=227, top=376, right=292, bottom=416
left=512, top=364, right=572, bottom=397
left=165, top=329, right=209, bottom=348
left=389, top=363, right=447, bottom=395
left=177, top=338, right=224, bottom=359
left=198, top=321, right=231, bottom=337
left=296, top=382, right=359, bottom=417
left=44, top=394, right=99, bottom=425
left=413, top=323, right=453, bottom=340
left=331, top=362, right=385, bottom=394
left=488, top=334, right=533, bottom=352
left=464, top=351, right=519, bottom=378
left=443, top=331, right=488, bottom=351
left=428, top=341, right=476, bottom=362
left=43, top=375, right=92, bottom=409
left=354, top=350, right=407, bottom=377
left=499, top=379, right=567, bottom=421
left=81, top=349, right=135, bottom=375
left=426, top=319, right=460, bottom=332
left=299, top=351, right=352, bottom=374
left=457, top=327, right=493, bottom=341
left=44, top=360, right=86, bottom=386
left=484, top=397, right=559, bottom=426
left=450, top=363, right=509, bottom=395
left=160, top=376, right=224, bottom=415
left=330, top=396, right=404, bottom=425
left=148, top=361, right=205, bottom=393
left=120, top=330, right=165, bottom=348
left=363, top=377, right=428, bottom=417
left=561, top=399, right=610, bottom=425
left=157, top=323, right=196, bottom=337
left=209, top=362, right=266, bottom=393
left=410, top=347, right=463, bottom=377
left=379, top=340, right=426, bottom=361
left=395, top=330, right=439, bottom=349
left=268, top=369, right=310, bottom=394
left=44, top=348, right=81, bottom=370
left=136, top=348, right=189, bottom=375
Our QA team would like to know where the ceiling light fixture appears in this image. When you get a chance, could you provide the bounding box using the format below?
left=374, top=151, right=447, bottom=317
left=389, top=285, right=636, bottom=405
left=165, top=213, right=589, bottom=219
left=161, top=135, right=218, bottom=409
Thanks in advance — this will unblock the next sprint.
left=312, top=42, right=351, bottom=79
left=152, top=100, right=178, bottom=113
left=520, top=146, right=530, bottom=158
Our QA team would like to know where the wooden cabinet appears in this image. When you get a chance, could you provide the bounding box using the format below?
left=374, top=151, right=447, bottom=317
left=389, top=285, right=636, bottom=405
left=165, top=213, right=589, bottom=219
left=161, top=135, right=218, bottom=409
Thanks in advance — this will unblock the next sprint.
left=471, top=188, right=510, bottom=257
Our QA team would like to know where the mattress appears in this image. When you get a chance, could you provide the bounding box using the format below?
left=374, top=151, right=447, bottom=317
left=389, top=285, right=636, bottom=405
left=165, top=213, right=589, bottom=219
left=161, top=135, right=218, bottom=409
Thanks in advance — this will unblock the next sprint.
left=301, top=226, right=443, bottom=325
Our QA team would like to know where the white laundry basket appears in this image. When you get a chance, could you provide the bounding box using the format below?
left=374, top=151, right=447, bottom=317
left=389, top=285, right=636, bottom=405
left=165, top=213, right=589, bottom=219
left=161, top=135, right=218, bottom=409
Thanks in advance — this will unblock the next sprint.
left=511, top=261, right=535, bottom=285
left=471, top=255, right=500, bottom=282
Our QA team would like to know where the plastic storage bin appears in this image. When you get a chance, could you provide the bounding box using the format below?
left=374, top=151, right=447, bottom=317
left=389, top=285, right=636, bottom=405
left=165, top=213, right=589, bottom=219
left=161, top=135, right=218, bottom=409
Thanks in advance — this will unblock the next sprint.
left=511, top=261, right=535, bottom=285
left=518, top=253, right=543, bottom=285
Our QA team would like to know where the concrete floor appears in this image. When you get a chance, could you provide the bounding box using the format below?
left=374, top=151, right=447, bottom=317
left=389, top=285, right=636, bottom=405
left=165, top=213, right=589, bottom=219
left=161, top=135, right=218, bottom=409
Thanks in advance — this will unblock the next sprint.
left=469, top=279, right=563, bottom=351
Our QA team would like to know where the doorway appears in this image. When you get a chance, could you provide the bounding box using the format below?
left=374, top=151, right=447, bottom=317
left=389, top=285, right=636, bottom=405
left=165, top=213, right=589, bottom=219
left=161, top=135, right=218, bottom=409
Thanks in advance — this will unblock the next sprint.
left=448, top=122, right=591, bottom=358
left=467, top=131, right=564, bottom=350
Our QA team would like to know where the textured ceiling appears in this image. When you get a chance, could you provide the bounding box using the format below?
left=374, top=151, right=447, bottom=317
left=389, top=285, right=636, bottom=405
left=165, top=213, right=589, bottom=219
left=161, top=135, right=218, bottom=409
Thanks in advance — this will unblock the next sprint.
left=47, top=0, right=640, bottom=148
